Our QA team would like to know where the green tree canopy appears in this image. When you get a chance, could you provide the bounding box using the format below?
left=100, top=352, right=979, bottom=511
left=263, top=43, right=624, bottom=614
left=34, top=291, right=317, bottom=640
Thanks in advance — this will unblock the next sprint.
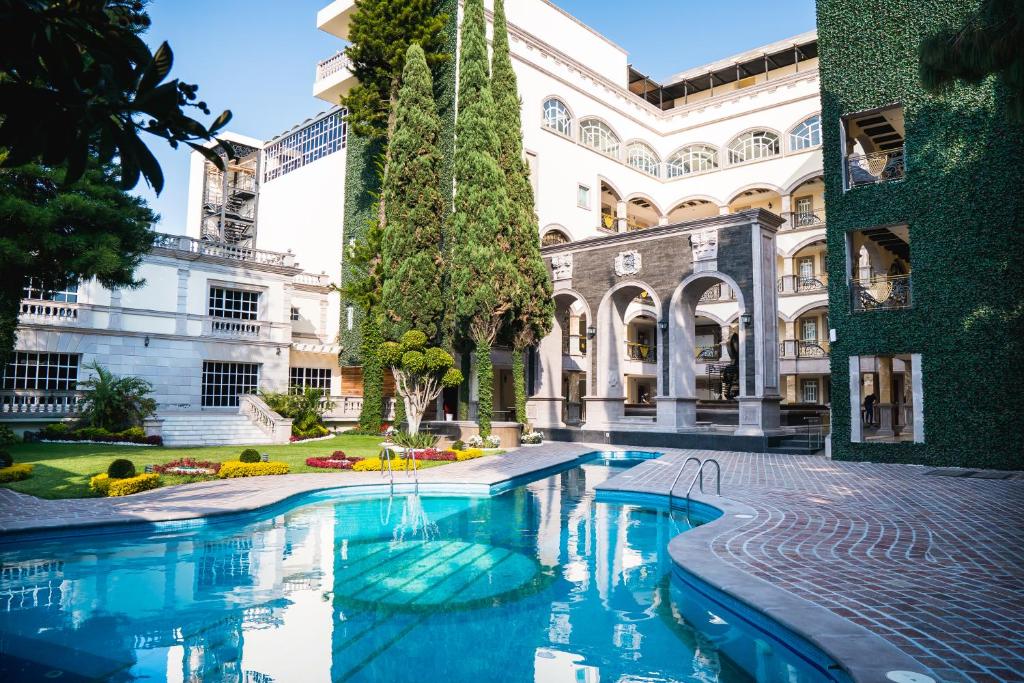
left=342, top=0, right=448, bottom=141
left=0, top=159, right=156, bottom=360
left=920, top=0, right=1024, bottom=122
left=0, top=0, right=232, bottom=192
left=379, top=330, right=462, bottom=434
left=380, top=44, right=447, bottom=344
left=491, top=0, right=554, bottom=424
left=447, top=0, right=518, bottom=436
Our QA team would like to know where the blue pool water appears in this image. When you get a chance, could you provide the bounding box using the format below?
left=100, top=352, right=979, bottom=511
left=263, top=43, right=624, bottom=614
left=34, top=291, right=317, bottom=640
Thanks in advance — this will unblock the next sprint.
left=0, top=457, right=838, bottom=682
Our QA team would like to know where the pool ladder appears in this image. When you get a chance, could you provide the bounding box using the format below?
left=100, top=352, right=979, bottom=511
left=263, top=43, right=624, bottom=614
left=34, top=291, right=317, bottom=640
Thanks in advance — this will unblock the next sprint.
left=667, top=456, right=722, bottom=510
left=380, top=446, right=419, bottom=488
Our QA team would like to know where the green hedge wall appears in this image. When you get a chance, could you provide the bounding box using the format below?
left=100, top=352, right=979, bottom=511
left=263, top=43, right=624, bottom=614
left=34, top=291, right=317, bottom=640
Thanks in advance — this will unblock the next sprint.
left=816, top=0, right=1024, bottom=469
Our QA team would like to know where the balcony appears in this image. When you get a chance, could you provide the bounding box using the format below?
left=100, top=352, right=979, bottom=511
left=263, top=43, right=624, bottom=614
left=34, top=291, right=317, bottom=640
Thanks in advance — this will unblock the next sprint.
left=625, top=342, right=657, bottom=363
left=316, top=0, right=357, bottom=39
left=561, top=334, right=587, bottom=355
left=19, top=300, right=80, bottom=326
left=0, top=390, right=84, bottom=418
left=777, top=274, right=829, bottom=295
left=781, top=209, right=826, bottom=231
left=698, top=283, right=736, bottom=304
left=695, top=345, right=722, bottom=362
left=845, top=148, right=905, bottom=189
left=207, top=318, right=267, bottom=340
left=851, top=274, right=912, bottom=312
left=152, top=233, right=295, bottom=268
left=780, top=339, right=830, bottom=358
left=313, top=50, right=357, bottom=104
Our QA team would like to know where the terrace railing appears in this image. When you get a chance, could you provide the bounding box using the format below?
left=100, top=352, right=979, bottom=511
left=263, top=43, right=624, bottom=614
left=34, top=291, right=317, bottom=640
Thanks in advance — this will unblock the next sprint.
left=19, top=300, right=80, bottom=325
left=152, top=233, right=294, bottom=268
left=846, top=148, right=905, bottom=189
left=695, top=345, right=722, bottom=362
left=779, top=339, right=831, bottom=358
left=778, top=274, right=829, bottom=294
left=0, top=390, right=84, bottom=416
left=239, top=394, right=293, bottom=444
left=625, top=342, right=657, bottom=362
left=782, top=210, right=827, bottom=230
left=316, top=50, right=353, bottom=81
left=850, top=274, right=912, bottom=311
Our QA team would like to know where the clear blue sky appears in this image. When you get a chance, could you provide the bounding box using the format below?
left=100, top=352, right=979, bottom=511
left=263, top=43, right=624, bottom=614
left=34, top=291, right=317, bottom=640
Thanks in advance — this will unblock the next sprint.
left=137, top=0, right=817, bottom=231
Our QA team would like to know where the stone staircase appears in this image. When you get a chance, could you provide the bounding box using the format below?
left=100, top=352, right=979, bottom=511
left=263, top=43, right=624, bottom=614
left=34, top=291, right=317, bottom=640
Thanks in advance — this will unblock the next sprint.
left=158, top=411, right=275, bottom=447
left=766, top=432, right=826, bottom=455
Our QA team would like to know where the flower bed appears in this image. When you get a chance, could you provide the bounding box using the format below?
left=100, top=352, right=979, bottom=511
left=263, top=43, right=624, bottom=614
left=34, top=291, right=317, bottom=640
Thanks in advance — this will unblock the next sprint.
left=306, top=451, right=364, bottom=470
left=218, top=461, right=290, bottom=478
left=153, top=458, right=221, bottom=476
left=467, top=434, right=500, bottom=449
left=413, top=448, right=458, bottom=461
left=454, top=448, right=486, bottom=461
left=38, top=425, right=162, bottom=446
left=289, top=432, right=336, bottom=444
left=89, top=472, right=161, bottom=497
left=0, top=464, right=33, bottom=483
left=353, top=457, right=421, bottom=472
left=521, top=431, right=543, bottom=445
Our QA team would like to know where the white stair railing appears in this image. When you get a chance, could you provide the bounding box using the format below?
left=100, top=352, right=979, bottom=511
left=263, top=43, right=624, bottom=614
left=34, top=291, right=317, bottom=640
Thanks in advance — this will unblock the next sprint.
left=239, top=395, right=293, bottom=444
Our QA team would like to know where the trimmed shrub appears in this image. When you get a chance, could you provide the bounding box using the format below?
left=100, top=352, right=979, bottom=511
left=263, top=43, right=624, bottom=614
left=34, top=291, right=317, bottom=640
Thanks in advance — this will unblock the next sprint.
left=0, top=451, right=12, bottom=468
left=352, top=457, right=421, bottom=472
left=0, top=425, right=18, bottom=446
left=107, top=458, right=136, bottom=479
left=0, top=464, right=32, bottom=483
left=90, top=472, right=160, bottom=497
left=218, top=461, right=289, bottom=478
left=454, top=448, right=486, bottom=461
left=239, top=449, right=261, bottom=463
left=79, top=427, right=112, bottom=440
left=451, top=439, right=466, bottom=451
left=115, top=426, right=146, bottom=441
left=41, top=422, right=72, bottom=439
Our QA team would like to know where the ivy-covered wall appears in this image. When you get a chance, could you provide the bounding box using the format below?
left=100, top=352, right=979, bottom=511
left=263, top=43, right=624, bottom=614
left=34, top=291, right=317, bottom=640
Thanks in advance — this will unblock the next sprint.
left=816, top=0, right=1024, bottom=469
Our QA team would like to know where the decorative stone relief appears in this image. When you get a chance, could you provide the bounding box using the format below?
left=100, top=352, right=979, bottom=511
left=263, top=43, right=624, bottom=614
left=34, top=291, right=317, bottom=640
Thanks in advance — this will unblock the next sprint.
left=614, top=250, right=642, bottom=276
left=690, top=229, right=719, bottom=272
left=551, top=253, right=573, bottom=281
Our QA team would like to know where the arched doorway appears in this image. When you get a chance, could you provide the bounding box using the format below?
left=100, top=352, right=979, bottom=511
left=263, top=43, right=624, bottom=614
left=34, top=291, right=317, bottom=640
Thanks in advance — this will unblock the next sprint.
left=529, top=290, right=591, bottom=429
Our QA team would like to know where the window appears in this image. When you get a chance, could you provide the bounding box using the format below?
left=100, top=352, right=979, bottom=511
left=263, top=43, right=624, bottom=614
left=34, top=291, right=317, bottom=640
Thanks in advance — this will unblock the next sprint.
left=577, top=184, right=590, bottom=209
left=346, top=305, right=354, bottom=331
left=201, top=361, right=259, bottom=407
left=789, top=115, right=822, bottom=151
left=23, top=278, right=78, bottom=303
left=842, top=105, right=905, bottom=190
left=290, top=307, right=301, bottom=321
left=727, top=130, right=780, bottom=164
left=542, top=98, right=571, bottom=136
left=794, top=196, right=816, bottom=225
left=801, top=378, right=819, bottom=403
left=799, top=257, right=815, bottom=280
left=801, top=318, right=818, bottom=341
left=263, top=109, right=348, bottom=182
left=625, top=142, right=660, bottom=177
left=542, top=229, right=571, bottom=247
left=666, top=145, right=718, bottom=178
left=2, top=352, right=79, bottom=391
left=289, top=367, right=331, bottom=395
left=209, top=287, right=259, bottom=320
left=579, top=119, right=620, bottom=157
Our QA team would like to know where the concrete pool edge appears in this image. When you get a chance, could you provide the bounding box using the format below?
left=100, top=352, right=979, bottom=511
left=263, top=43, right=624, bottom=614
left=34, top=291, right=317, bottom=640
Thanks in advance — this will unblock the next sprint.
left=596, top=478, right=938, bottom=683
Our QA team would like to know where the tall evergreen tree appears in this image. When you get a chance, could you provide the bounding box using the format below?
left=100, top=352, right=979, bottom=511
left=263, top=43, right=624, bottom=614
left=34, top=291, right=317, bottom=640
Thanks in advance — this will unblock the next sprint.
left=491, top=0, right=554, bottom=424
left=448, top=0, right=518, bottom=437
left=380, top=45, right=447, bottom=344
left=919, top=0, right=1023, bottom=122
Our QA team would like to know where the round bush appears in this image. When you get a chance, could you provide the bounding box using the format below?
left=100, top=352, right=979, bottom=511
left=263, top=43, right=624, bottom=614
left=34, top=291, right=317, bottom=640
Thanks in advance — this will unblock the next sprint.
left=107, top=458, right=136, bottom=479
left=452, top=440, right=466, bottom=451
left=0, top=451, right=13, bottom=468
left=239, top=449, right=261, bottom=463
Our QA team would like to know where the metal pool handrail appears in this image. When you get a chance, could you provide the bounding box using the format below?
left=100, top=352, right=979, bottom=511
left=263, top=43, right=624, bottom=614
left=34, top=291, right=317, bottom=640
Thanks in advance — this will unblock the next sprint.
left=667, top=457, right=703, bottom=506
left=685, top=459, right=722, bottom=511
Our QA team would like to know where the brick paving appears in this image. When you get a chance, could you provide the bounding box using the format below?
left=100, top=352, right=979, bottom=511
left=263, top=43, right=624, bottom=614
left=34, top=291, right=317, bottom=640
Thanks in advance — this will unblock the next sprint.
left=1, top=443, right=1022, bottom=682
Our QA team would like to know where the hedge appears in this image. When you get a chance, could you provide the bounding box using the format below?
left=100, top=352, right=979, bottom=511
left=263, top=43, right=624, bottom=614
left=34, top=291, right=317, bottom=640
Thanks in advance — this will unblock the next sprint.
left=817, top=0, right=1024, bottom=469
left=0, top=464, right=32, bottom=483
left=218, top=461, right=290, bottom=478
left=90, top=472, right=160, bottom=497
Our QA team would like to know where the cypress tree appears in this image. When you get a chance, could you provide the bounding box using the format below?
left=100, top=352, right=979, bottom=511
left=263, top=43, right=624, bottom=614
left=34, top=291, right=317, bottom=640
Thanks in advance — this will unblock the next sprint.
left=448, top=0, right=518, bottom=436
left=380, top=44, right=447, bottom=344
left=491, top=0, right=554, bottom=424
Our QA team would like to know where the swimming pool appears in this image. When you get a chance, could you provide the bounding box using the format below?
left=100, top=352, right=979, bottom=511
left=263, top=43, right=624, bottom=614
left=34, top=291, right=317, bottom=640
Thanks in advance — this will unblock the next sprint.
left=0, top=456, right=840, bottom=682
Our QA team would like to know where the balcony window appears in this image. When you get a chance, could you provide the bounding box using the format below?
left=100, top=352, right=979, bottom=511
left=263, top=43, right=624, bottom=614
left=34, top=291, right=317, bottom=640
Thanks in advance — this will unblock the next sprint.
left=289, top=367, right=331, bottom=395
left=2, top=352, right=79, bottom=391
left=579, top=119, right=620, bottom=158
left=209, top=287, right=259, bottom=320
left=666, top=145, right=718, bottom=178
left=542, top=98, right=572, bottom=136
left=727, top=130, right=780, bottom=164
left=202, top=361, right=259, bottom=408
left=849, top=226, right=912, bottom=311
left=625, top=142, right=661, bottom=177
left=789, top=115, right=821, bottom=151
left=23, top=277, right=78, bottom=303
left=801, top=379, right=819, bottom=403
left=842, top=105, right=905, bottom=190
left=542, top=229, right=571, bottom=247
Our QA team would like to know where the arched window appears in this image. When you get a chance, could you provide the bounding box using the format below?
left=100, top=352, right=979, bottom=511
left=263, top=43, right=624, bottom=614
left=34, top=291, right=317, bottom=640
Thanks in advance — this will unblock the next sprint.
left=789, top=115, right=821, bottom=151
left=579, top=119, right=620, bottom=157
left=541, top=229, right=571, bottom=246
left=542, top=98, right=571, bottom=136
left=727, top=130, right=780, bottom=164
left=625, top=142, right=661, bottom=177
left=666, top=145, right=718, bottom=178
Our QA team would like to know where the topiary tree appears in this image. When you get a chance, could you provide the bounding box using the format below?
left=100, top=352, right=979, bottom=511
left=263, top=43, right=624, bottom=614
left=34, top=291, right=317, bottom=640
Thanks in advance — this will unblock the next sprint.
left=107, top=458, right=136, bottom=479
left=447, top=0, right=517, bottom=437
left=380, top=44, right=447, bottom=345
left=491, top=0, right=554, bottom=424
left=77, top=362, right=157, bottom=432
left=0, top=451, right=12, bottom=468
left=239, top=449, right=260, bottom=463
left=379, top=331, right=463, bottom=434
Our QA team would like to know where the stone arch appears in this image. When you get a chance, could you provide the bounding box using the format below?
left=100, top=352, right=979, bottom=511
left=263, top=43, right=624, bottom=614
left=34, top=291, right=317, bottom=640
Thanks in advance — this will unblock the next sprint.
left=784, top=232, right=827, bottom=258
left=541, top=224, right=574, bottom=245
left=787, top=299, right=829, bottom=322
left=725, top=182, right=785, bottom=206
left=783, top=169, right=825, bottom=196
left=595, top=279, right=663, bottom=397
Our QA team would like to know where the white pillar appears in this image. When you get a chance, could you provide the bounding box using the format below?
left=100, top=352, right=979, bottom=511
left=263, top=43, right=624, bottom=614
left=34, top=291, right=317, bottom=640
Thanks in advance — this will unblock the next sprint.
left=616, top=200, right=627, bottom=233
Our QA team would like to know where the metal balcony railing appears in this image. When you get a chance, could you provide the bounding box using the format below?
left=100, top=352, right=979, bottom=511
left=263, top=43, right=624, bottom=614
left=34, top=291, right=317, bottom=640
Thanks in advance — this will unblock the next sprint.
left=625, top=341, right=657, bottom=362
left=783, top=209, right=826, bottom=229
left=316, top=50, right=353, bottom=81
left=779, top=339, right=831, bottom=358
left=845, top=148, right=905, bottom=189
left=850, top=274, right=912, bottom=311
left=695, top=345, right=722, bottom=361
left=778, top=274, right=829, bottom=294
left=698, top=283, right=735, bottom=303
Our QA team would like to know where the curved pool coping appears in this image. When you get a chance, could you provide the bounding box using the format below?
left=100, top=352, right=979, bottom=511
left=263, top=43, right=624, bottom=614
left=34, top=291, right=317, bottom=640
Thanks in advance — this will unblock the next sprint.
left=0, top=455, right=937, bottom=683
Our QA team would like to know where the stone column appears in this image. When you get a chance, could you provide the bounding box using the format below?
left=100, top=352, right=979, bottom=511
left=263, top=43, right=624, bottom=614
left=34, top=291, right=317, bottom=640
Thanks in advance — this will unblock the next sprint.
left=615, top=200, right=627, bottom=233
left=175, top=267, right=189, bottom=335
left=528, top=319, right=566, bottom=429
left=718, top=205, right=730, bottom=216
left=780, top=194, right=792, bottom=228
left=781, top=257, right=795, bottom=293
left=720, top=324, right=732, bottom=361
left=876, top=356, right=895, bottom=437
left=784, top=374, right=797, bottom=403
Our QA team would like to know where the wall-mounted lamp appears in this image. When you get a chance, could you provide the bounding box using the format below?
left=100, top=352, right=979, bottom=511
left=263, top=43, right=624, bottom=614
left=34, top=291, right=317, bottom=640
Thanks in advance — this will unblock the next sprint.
left=144, top=336, right=150, bottom=347
left=658, top=320, right=668, bottom=331
left=276, top=347, right=282, bottom=356
left=586, top=325, right=597, bottom=339
left=740, top=313, right=753, bottom=327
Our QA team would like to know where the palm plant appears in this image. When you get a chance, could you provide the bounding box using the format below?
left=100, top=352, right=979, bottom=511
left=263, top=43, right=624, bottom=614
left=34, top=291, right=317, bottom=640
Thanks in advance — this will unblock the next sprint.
left=77, top=362, right=156, bottom=431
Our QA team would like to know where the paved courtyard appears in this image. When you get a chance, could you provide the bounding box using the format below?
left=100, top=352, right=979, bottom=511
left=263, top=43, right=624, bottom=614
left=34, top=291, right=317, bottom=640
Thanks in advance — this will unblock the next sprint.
left=1, top=444, right=1021, bottom=682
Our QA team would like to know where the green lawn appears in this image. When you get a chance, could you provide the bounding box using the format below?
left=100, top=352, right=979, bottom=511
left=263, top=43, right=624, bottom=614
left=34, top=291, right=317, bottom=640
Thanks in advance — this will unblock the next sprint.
left=2, top=434, right=451, bottom=500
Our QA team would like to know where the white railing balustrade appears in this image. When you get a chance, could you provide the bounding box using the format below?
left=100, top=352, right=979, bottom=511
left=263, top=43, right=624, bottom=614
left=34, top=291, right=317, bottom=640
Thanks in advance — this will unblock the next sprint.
left=0, top=390, right=84, bottom=416
left=239, top=394, right=293, bottom=443
left=316, top=51, right=353, bottom=81
left=152, top=233, right=294, bottom=267
left=294, top=272, right=332, bottom=287
left=211, top=320, right=263, bottom=337
left=19, top=301, right=79, bottom=324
